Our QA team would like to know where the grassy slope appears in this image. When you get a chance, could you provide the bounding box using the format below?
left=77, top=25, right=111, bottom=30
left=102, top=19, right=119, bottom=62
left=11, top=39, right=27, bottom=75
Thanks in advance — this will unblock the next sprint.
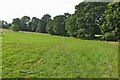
left=0, top=29, right=2, bottom=78
left=2, top=29, right=118, bottom=78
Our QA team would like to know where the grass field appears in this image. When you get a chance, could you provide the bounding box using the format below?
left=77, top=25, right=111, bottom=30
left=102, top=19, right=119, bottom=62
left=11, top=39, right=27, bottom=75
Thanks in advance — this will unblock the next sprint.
left=0, top=29, right=2, bottom=78
left=2, top=29, right=118, bottom=78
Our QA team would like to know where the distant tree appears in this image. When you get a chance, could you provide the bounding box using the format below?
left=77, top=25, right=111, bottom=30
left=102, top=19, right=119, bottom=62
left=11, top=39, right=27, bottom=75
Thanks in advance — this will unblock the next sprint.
left=11, top=18, right=21, bottom=31
left=46, top=19, right=54, bottom=34
left=0, top=20, right=10, bottom=29
left=0, top=20, right=2, bottom=28
left=36, top=14, right=51, bottom=33
left=101, top=2, right=120, bottom=41
left=53, top=15, right=67, bottom=36
left=2, top=1, right=119, bottom=42
left=20, top=16, right=30, bottom=31
left=7, top=23, right=12, bottom=29
left=29, top=17, right=39, bottom=32
left=36, top=19, right=42, bottom=32
left=64, top=13, right=71, bottom=18
left=28, top=22, right=32, bottom=31
left=65, top=14, right=78, bottom=37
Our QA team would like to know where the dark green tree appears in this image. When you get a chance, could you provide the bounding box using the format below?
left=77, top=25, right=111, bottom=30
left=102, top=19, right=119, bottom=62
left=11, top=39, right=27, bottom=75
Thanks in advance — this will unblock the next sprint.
left=53, top=15, right=67, bottom=36
left=65, top=14, right=78, bottom=37
left=36, top=19, right=42, bottom=32
left=7, top=23, right=12, bottom=29
left=36, top=14, right=51, bottom=33
left=64, top=13, right=71, bottom=18
left=11, top=18, right=21, bottom=31
left=46, top=19, right=54, bottom=34
left=29, top=17, right=39, bottom=32
left=0, top=20, right=2, bottom=28
left=0, top=20, right=10, bottom=29
left=101, top=2, right=120, bottom=41
left=75, top=2, right=108, bottom=39
left=20, top=16, right=30, bottom=31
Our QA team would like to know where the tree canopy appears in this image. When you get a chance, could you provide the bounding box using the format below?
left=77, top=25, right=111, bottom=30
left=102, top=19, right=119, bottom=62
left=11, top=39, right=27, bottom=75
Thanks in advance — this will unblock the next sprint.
left=2, top=1, right=119, bottom=41
left=101, top=2, right=120, bottom=41
left=53, top=15, right=67, bottom=36
left=11, top=18, right=21, bottom=31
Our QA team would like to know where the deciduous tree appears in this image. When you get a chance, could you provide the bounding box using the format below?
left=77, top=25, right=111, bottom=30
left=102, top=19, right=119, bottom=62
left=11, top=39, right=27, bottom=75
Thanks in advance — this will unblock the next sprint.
left=101, top=2, right=120, bottom=41
left=11, top=18, right=21, bottom=31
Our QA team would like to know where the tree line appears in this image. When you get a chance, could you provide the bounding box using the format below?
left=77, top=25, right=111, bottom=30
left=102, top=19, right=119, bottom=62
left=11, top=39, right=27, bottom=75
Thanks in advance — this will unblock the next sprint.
left=0, top=1, right=120, bottom=41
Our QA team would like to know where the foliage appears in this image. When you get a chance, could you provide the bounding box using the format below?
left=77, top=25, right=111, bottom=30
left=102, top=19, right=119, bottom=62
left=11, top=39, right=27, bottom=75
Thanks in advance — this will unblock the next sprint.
left=53, top=15, right=67, bottom=36
left=36, top=14, right=51, bottom=33
left=11, top=18, right=21, bottom=31
left=0, top=20, right=10, bottom=29
left=46, top=19, right=54, bottom=34
left=75, top=2, right=108, bottom=39
left=65, top=14, right=78, bottom=37
left=20, top=16, right=31, bottom=31
left=36, top=20, right=42, bottom=32
left=2, top=1, right=120, bottom=41
left=29, top=17, right=39, bottom=32
left=101, top=2, right=120, bottom=41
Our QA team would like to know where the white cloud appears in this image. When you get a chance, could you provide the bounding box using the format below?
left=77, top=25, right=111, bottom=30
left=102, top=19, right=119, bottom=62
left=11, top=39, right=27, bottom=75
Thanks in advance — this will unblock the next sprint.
left=0, top=0, right=83, bottom=22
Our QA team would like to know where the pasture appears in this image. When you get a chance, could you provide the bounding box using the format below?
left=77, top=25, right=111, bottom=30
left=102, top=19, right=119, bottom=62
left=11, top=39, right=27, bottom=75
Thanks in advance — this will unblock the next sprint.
left=2, top=29, right=118, bottom=78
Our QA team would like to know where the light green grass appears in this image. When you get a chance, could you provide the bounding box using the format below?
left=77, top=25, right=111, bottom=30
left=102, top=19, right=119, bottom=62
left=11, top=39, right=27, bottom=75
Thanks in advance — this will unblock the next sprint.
left=2, top=29, right=118, bottom=78
left=0, top=29, right=2, bottom=78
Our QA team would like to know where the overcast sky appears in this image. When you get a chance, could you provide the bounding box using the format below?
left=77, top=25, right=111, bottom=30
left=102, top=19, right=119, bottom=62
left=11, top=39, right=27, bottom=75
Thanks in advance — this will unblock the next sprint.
left=0, top=0, right=83, bottom=23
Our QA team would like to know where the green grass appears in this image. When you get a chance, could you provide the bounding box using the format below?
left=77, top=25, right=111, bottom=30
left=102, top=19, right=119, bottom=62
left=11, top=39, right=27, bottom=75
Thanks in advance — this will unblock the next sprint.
left=0, top=29, right=2, bottom=78
left=2, top=29, right=118, bottom=78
